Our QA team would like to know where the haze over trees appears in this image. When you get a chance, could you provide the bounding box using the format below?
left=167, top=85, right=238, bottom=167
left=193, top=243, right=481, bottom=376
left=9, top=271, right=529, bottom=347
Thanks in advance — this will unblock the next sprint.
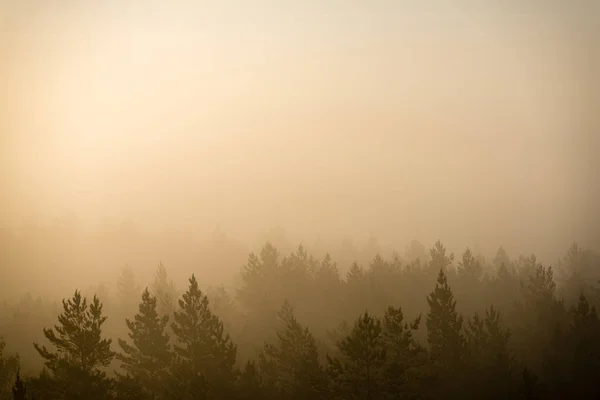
left=1, top=239, right=600, bottom=399
left=2, top=2, right=599, bottom=399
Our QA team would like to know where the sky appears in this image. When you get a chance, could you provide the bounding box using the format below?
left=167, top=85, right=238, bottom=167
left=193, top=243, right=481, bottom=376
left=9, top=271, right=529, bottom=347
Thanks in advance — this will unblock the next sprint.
left=1, top=1, right=599, bottom=262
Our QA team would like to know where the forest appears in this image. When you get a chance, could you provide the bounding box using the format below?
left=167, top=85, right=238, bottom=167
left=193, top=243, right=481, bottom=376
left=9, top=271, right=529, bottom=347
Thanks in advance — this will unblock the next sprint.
left=1, top=237, right=599, bottom=400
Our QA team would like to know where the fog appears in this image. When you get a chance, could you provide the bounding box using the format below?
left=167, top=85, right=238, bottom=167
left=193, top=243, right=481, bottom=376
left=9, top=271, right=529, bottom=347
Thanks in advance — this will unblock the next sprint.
left=1, top=3, right=600, bottom=398
left=1, top=2, right=598, bottom=288
left=0, top=4, right=598, bottom=283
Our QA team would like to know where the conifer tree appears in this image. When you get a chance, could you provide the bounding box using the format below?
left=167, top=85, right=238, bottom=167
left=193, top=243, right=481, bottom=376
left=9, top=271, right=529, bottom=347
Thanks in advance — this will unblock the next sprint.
left=346, top=262, right=365, bottom=285
left=33, top=291, right=114, bottom=399
left=493, top=246, right=511, bottom=272
left=0, top=338, right=19, bottom=399
left=426, top=269, right=464, bottom=363
left=465, top=307, right=517, bottom=399
left=381, top=306, right=427, bottom=398
left=514, top=264, right=565, bottom=375
left=546, top=293, right=600, bottom=398
left=117, top=288, right=172, bottom=399
left=258, top=301, right=327, bottom=399
left=236, top=361, right=265, bottom=400
left=118, top=265, right=141, bottom=310
left=568, top=293, right=600, bottom=397
left=457, top=247, right=482, bottom=282
left=327, top=311, right=386, bottom=400
left=152, top=262, right=178, bottom=318
left=11, top=370, right=26, bottom=400
left=426, top=269, right=465, bottom=396
left=428, top=241, right=454, bottom=273
left=170, top=274, right=237, bottom=399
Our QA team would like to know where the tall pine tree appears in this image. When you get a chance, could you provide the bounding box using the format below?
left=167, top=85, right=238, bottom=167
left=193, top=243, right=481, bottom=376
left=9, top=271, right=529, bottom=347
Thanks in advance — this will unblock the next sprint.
left=258, top=301, right=327, bottom=400
left=0, top=338, right=19, bottom=400
left=152, top=262, right=178, bottom=318
left=327, top=311, right=386, bottom=400
left=464, top=307, right=517, bottom=399
left=426, top=269, right=465, bottom=397
left=33, top=291, right=114, bottom=399
left=381, top=306, right=427, bottom=399
left=170, top=274, right=237, bottom=399
left=117, top=288, right=172, bottom=399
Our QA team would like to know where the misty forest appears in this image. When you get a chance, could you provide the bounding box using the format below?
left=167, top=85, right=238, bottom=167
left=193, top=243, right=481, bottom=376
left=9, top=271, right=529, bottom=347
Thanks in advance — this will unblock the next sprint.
left=1, top=231, right=600, bottom=399
left=3, top=2, right=599, bottom=400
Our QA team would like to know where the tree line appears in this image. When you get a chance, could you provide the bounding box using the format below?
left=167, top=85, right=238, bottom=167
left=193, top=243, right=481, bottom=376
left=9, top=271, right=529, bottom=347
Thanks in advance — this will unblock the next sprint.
left=1, top=240, right=600, bottom=399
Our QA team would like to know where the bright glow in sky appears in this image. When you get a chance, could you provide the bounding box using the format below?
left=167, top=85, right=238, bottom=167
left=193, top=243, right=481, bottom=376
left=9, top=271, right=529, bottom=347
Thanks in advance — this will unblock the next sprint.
left=2, top=2, right=598, bottom=259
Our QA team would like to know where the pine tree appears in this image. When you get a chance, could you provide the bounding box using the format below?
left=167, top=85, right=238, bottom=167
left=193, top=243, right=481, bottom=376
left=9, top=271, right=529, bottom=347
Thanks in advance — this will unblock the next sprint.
left=380, top=306, right=427, bottom=398
left=258, top=301, right=327, bottom=399
left=346, top=262, right=365, bottom=285
left=457, top=247, right=482, bottom=282
left=170, top=274, right=237, bottom=399
left=518, top=367, right=544, bottom=400
left=345, top=262, right=368, bottom=320
left=310, top=254, right=343, bottom=335
left=11, top=370, right=26, bottom=400
left=117, top=288, right=172, bottom=399
left=569, top=293, right=600, bottom=397
left=117, top=265, right=141, bottom=313
left=426, top=269, right=464, bottom=363
left=33, top=291, right=114, bottom=399
left=493, top=246, right=511, bottom=272
left=327, top=311, right=386, bottom=400
left=426, top=269, right=465, bottom=396
left=152, top=262, right=178, bottom=318
left=515, top=264, right=565, bottom=376
left=428, top=241, right=454, bottom=273
left=546, top=293, right=600, bottom=398
left=464, top=307, right=517, bottom=399
left=237, top=244, right=283, bottom=332
left=236, top=361, right=265, bottom=399
left=0, top=338, right=19, bottom=399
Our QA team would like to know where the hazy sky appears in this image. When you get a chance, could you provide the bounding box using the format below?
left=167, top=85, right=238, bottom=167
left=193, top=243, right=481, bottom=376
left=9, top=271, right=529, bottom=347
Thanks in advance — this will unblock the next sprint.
left=2, top=2, right=599, bottom=260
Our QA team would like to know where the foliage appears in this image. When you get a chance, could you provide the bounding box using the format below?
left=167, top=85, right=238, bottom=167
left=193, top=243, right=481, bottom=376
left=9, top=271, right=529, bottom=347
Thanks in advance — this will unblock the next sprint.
left=117, top=288, right=172, bottom=399
left=170, top=274, right=237, bottom=399
left=32, top=291, right=114, bottom=399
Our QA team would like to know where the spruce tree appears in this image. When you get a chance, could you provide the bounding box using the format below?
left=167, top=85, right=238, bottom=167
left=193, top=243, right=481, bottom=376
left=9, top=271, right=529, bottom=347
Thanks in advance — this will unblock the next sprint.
left=258, top=301, right=327, bottom=399
left=117, top=288, right=172, bottom=399
left=170, top=274, right=237, bottom=399
left=33, top=291, right=114, bottom=399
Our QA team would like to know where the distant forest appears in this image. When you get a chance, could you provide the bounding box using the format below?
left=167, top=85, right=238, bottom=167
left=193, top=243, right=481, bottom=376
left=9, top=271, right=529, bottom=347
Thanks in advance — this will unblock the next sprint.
left=1, top=238, right=600, bottom=399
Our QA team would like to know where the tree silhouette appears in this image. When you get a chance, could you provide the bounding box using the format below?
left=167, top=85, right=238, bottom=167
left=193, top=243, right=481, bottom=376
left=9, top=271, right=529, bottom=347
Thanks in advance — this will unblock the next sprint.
left=170, top=274, right=237, bottom=399
left=259, top=301, right=327, bottom=399
left=33, top=291, right=113, bottom=399
left=328, top=311, right=386, bottom=400
left=117, top=288, right=172, bottom=399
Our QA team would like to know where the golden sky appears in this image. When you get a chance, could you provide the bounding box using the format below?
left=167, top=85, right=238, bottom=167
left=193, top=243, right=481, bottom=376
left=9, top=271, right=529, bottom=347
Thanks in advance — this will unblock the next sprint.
left=2, top=1, right=598, bottom=259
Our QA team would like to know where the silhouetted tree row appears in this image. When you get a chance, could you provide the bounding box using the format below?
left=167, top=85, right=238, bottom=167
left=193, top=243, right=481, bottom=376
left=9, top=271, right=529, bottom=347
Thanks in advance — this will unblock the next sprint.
left=1, top=241, right=600, bottom=399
